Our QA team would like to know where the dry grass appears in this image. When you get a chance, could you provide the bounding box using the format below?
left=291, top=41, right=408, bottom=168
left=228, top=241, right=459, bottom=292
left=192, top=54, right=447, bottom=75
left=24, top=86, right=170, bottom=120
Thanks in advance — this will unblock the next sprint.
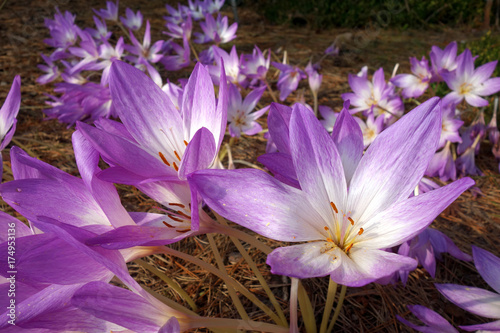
left=1, top=0, right=499, bottom=332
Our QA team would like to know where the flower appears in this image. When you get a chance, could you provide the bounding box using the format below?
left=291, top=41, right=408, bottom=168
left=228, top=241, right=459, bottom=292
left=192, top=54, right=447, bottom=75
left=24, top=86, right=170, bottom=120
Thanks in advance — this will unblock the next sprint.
left=391, top=56, right=432, bottom=98
left=93, top=0, right=119, bottom=21
left=430, top=41, right=458, bottom=82
left=227, top=84, right=269, bottom=137
left=442, top=49, right=500, bottom=107
left=271, top=62, right=306, bottom=101
left=436, top=246, right=500, bottom=332
left=195, top=13, right=237, bottom=44
left=120, top=8, right=143, bottom=31
left=189, top=98, right=474, bottom=287
left=0, top=76, right=21, bottom=179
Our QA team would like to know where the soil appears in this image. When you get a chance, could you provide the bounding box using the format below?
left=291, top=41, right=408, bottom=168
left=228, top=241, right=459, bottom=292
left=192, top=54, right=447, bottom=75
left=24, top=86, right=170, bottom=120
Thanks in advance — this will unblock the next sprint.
left=1, top=0, right=499, bottom=332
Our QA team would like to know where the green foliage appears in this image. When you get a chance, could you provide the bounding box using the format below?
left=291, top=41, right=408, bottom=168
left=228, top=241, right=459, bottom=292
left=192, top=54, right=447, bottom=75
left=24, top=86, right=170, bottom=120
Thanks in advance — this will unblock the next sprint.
left=461, top=31, right=500, bottom=78
left=255, top=0, right=484, bottom=29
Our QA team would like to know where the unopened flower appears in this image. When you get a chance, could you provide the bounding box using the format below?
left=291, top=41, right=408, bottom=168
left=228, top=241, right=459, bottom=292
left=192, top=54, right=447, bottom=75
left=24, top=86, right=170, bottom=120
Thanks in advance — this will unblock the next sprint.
left=0, top=76, right=21, bottom=178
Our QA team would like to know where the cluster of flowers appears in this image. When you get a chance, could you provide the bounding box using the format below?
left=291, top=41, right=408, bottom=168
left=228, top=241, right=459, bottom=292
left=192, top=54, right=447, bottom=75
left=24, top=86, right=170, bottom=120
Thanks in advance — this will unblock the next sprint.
left=38, top=0, right=233, bottom=126
left=333, top=42, right=500, bottom=184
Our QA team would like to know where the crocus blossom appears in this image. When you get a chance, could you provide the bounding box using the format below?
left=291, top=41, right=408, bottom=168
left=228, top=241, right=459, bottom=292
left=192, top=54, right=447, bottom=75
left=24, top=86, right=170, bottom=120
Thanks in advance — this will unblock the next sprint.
left=93, top=0, right=119, bottom=21
left=227, top=84, right=269, bottom=137
left=391, top=56, right=432, bottom=98
left=436, top=246, right=500, bottom=332
left=442, top=49, right=500, bottom=107
left=189, top=98, right=474, bottom=287
left=120, top=8, right=143, bottom=31
left=272, top=62, right=306, bottom=101
left=430, top=41, right=458, bottom=81
left=0, top=76, right=21, bottom=179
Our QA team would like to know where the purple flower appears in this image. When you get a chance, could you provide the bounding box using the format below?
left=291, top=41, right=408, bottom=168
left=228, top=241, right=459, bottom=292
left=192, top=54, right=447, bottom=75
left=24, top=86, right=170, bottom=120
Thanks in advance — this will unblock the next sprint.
left=44, top=8, right=80, bottom=50
left=120, top=8, right=143, bottom=31
left=164, top=14, right=192, bottom=40
left=93, top=0, right=119, bottom=21
left=325, top=42, right=340, bottom=56
left=272, top=62, right=306, bottom=101
left=161, top=34, right=191, bottom=71
left=99, top=37, right=125, bottom=85
left=161, top=80, right=184, bottom=112
left=391, top=56, right=433, bottom=98
left=209, top=46, right=246, bottom=87
left=456, top=134, right=483, bottom=176
left=85, top=16, right=112, bottom=41
left=195, top=13, right=237, bottom=44
left=0, top=76, right=21, bottom=178
left=240, top=45, right=270, bottom=82
left=430, top=41, right=458, bottom=82
left=342, top=68, right=404, bottom=122
left=436, top=246, right=500, bottom=332
left=442, top=49, right=500, bottom=107
left=426, top=142, right=457, bottom=181
left=319, top=105, right=338, bottom=132
left=68, top=31, right=105, bottom=75
left=305, top=61, right=322, bottom=94
left=398, top=227, right=471, bottom=285
left=397, top=305, right=459, bottom=333
left=189, top=98, right=474, bottom=287
left=37, top=53, right=60, bottom=84
left=164, top=3, right=187, bottom=25
left=125, top=21, right=165, bottom=65
left=438, top=104, right=463, bottom=149
left=227, top=84, right=269, bottom=137
left=354, top=113, right=385, bottom=148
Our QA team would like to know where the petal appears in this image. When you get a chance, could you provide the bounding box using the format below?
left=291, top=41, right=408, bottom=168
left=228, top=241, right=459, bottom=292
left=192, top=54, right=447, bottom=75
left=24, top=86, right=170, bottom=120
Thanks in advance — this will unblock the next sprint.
left=355, top=177, right=474, bottom=249
left=257, top=152, right=300, bottom=189
left=330, top=248, right=416, bottom=287
left=266, top=242, right=341, bottom=278
left=188, top=169, right=325, bottom=242
left=0, top=76, right=21, bottom=139
left=178, top=127, right=216, bottom=180
left=465, top=93, right=489, bottom=107
left=436, top=283, right=500, bottom=319
left=407, top=304, right=458, bottom=332
left=267, top=103, right=292, bottom=154
left=289, top=104, right=347, bottom=223
left=473, top=245, right=500, bottom=294
left=72, top=281, right=169, bottom=332
left=109, top=61, right=183, bottom=156
left=470, top=60, right=497, bottom=86
left=347, top=97, right=442, bottom=223
left=460, top=319, right=500, bottom=332
left=474, top=77, right=500, bottom=96
left=442, top=91, right=463, bottom=107
left=0, top=211, right=31, bottom=241
left=331, top=102, right=364, bottom=185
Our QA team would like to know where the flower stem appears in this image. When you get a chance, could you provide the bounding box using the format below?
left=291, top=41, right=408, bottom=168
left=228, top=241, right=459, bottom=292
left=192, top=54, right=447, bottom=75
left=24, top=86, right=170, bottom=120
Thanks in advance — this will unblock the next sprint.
left=134, top=259, right=198, bottom=311
left=214, top=212, right=288, bottom=327
left=212, top=222, right=273, bottom=255
left=189, top=41, right=200, bottom=63
left=298, top=282, right=317, bottom=333
left=319, top=278, right=338, bottom=333
left=263, top=78, right=278, bottom=103
left=326, top=284, right=347, bottom=333
left=192, top=317, right=288, bottom=333
left=312, top=90, right=319, bottom=118
left=207, top=233, right=250, bottom=321
left=289, top=278, right=299, bottom=332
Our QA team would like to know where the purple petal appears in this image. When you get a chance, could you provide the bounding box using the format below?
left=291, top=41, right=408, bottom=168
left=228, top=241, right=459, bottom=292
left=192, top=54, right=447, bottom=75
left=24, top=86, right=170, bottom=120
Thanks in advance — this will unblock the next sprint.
left=470, top=60, right=498, bottom=85
left=473, top=245, right=500, bottom=294
left=347, top=97, right=442, bottom=223
left=465, top=94, right=489, bottom=107
left=460, top=319, right=500, bottom=332
left=257, top=153, right=300, bottom=189
left=266, top=242, right=342, bottom=278
left=267, top=103, right=292, bottom=154
left=474, top=77, right=500, bottom=96
left=0, top=75, right=21, bottom=140
left=178, top=127, right=216, bottom=180
left=436, top=283, right=500, bottom=319
left=188, top=169, right=325, bottom=242
left=109, top=61, right=183, bottom=156
left=289, top=103, right=347, bottom=223
left=331, top=101, right=363, bottom=185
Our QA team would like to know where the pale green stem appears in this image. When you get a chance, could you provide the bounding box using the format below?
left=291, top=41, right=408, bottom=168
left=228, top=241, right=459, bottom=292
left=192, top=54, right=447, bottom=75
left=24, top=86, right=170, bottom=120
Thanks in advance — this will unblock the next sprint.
left=319, top=278, right=338, bottom=333
left=289, top=278, right=299, bottom=332
left=312, top=90, right=319, bottom=118
left=298, top=282, right=317, bottom=333
left=157, top=246, right=282, bottom=324
left=189, top=41, right=200, bottom=63
left=214, top=212, right=287, bottom=327
left=232, top=159, right=267, bottom=171
left=141, top=285, right=198, bottom=317
left=207, top=233, right=250, bottom=322
left=211, top=222, right=273, bottom=255
left=134, top=259, right=198, bottom=311
left=263, top=78, right=278, bottom=103
left=219, top=138, right=236, bottom=162
left=326, top=284, right=347, bottom=333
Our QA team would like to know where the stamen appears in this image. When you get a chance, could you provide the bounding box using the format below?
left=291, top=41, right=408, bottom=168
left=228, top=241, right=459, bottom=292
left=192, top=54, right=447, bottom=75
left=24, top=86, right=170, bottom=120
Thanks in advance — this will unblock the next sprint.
left=345, top=243, right=353, bottom=253
left=167, top=214, right=183, bottom=222
left=163, top=221, right=176, bottom=228
left=184, top=140, right=188, bottom=146
left=326, top=238, right=333, bottom=243
left=173, top=162, right=179, bottom=171
left=348, top=217, right=355, bottom=225
left=158, top=152, right=170, bottom=166
left=324, top=226, right=329, bottom=231
left=176, top=228, right=191, bottom=233
left=169, top=203, right=185, bottom=208
left=330, top=202, right=338, bottom=214
left=174, top=150, right=181, bottom=161
left=358, top=228, right=364, bottom=235
left=176, top=210, right=191, bottom=219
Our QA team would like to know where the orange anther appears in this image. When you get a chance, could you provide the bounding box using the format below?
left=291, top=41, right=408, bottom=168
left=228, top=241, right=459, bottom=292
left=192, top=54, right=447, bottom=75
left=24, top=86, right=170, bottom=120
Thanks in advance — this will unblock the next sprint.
left=330, top=202, right=338, bottom=214
left=169, top=203, right=185, bottom=208
left=173, top=162, right=179, bottom=171
left=159, top=152, right=170, bottom=166
left=167, top=214, right=183, bottom=222
left=184, top=140, right=188, bottom=146
left=324, top=226, right=329, bottom=231
left=174, top=150, right=181, bottom=161
left=348, top=217, right=355, bottom=225
left=358, top=228, right=364, bottom=235
left=163, top=221, right=176, bottom=228
left=345, top=243, right=354, bottom=253
left=176, top=211, right=191, bottom=219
